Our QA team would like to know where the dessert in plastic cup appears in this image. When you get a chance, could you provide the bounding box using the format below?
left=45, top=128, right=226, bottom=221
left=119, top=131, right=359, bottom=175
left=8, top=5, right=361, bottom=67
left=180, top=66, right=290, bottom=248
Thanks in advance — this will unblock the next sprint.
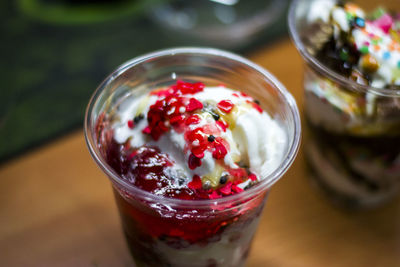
left=84, top=48, right=300, bottom=267
left=289, top=0, right=400, bottom=209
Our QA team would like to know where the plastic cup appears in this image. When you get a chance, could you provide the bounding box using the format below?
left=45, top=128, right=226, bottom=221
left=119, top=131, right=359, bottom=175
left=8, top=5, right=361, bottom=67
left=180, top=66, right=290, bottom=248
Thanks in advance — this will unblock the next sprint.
left=289, top=0, right=400, bottom=209
left=84, top=47, right=300, bottom=266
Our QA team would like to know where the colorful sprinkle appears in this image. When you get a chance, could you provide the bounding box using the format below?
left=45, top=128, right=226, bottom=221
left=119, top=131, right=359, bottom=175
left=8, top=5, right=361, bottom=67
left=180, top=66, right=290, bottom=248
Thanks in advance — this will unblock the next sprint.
left=383, top=51, right=391, bottom=60
left=355, top=17, right=365, bottom=27
left=346, top=12, right=354, bottom=20
left=372, top=13, right=393, bottom=34
left=360, top=46, right=369, bottom=54
left=388, top=41, right=398, bottom=51
left=371, top=38, right=381, bottom=45
left=340, top=48, right=349, bottom=61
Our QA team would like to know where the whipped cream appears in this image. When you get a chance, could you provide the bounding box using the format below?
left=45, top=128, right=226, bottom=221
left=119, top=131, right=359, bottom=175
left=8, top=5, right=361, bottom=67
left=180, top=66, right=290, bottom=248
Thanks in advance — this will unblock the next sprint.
left=112, top=84, right=286, bottom=188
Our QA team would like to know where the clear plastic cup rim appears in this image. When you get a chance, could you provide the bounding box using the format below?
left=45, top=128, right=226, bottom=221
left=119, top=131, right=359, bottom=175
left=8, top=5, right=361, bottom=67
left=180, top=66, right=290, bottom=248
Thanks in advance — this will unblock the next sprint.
left=288, top=0, right=400, bottom=98
left=84, top=47, right=301, bottom=208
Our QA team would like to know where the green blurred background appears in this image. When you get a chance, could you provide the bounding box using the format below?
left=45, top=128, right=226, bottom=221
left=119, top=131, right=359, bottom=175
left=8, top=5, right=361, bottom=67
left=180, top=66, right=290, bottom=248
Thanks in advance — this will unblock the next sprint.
left=0, top=0, right=289, bottom=163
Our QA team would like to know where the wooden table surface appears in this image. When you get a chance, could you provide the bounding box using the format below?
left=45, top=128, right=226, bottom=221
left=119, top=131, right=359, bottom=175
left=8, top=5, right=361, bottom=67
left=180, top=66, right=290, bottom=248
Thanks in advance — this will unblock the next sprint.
left=2, top=39, right=400, bottom=267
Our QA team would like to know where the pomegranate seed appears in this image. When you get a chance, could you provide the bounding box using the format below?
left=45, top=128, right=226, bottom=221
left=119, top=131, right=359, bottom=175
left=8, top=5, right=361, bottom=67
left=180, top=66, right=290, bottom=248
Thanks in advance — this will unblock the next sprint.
left=150, top=129, right=163, bottom=141
left=209, top=190, right=221, bottom=199
left=186, top=98, right=203, bottom=112
left=188, top=175, right=203, bottom=190
left=216, top=120, right=228, bottom=132
left=232, top=184, right=244, bottom=193
left=192, top=82, right=205, bottom=93
left=249, top=173, right=257, bottom=181
left=186, top=128, right=204, bottom=142
left=219, top=182, right=232, bottom=195
left=127, top=120, right=134, bottom=129
left=212, top=141, right=227, bottom=159
left=142, top=126, right=151, bottom=134
left=185, top=114, right=201, bottom=125
left=157, top=121, right=169, bottom=132
left=191, top=146, right=205, bottom=159
left=217, top=100, right=234, bottom=113
left=253, top=102, right=263, bottom=113
left=188, top=153, right=202, bottom=169
left=170, top=115, right=185, bottom=125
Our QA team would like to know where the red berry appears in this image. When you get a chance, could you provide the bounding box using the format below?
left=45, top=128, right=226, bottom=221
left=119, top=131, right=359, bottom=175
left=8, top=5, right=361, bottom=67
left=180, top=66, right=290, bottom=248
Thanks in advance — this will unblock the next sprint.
left=209, top=190, right=221, bottom=199
left=185, top=114, right=201, bottom=125
left=186, top=128, right=204, bottom=142
left=170, top=115, right=186, bottom=125
left=192, top=82, right=205, bottom=93
left=188, top=175, right=203, bottom=190
left=186, top=98, right=203, bottom=112
left=249, top=173, right=257, bottom=181
left=142, top=126, right=151, bottom=134
left=127, top=120, right=134, bottom=129
left=174, top=80, right=205, bottom=95
left=232, top=184, right=244, bottom=193
left=216, top=120, right=229, bottom=132
left=212, top=141, right=227, bottom=159
left=191, top=146, right=205, bottom=159
left=157, top=121, right=169, bottom=132
left=219, top=182, right=232, bottom=195
left=217, top=100, right=234, bottom=113
left=252, top=102, right=263, bottom=113
left=188, top=153, right=202, bottom=169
